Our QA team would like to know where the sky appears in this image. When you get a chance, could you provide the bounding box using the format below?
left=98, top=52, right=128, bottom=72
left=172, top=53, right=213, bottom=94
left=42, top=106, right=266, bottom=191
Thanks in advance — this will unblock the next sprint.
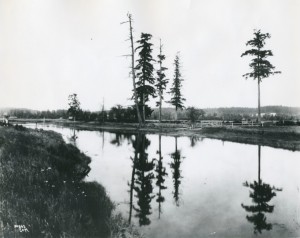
left=0, top=0, right=299, bottom=111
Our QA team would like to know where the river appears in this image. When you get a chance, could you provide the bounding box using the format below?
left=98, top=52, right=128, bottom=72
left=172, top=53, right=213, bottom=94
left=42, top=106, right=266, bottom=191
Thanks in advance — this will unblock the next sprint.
left=23, top=123, right=300, bottom=238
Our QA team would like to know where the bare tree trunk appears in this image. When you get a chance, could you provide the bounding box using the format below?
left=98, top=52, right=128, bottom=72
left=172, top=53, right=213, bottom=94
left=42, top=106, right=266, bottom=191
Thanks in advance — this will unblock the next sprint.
left=258, top=145, right=261, bottom=184
left=159, top=99, right=162, bottom=123
left=102, top=97, right=105, bottom=123
left=128, top=14, right=142, bottom=127
left=142, top=83, right=146, bottom=123
left=258, top=78, right=261, bottom=124
left=159, top=40, right=163, bottom=123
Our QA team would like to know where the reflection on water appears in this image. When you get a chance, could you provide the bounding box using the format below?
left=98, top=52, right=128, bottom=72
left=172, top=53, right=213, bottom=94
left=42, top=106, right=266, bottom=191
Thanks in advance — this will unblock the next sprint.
left=189, top=136, right=203, bottom=147
left=242, top=145, right=283, bottom=234
left=128, top=134, right=182, bottom=224
left=132, top=134, right=155, bottom=226
left=170, top=137, right=184, bottom=206
left=155, top=135, right=168, bottom=219
left=19, top=123, right=300, bottom=238
left=69, top=128, right=78, bottom=145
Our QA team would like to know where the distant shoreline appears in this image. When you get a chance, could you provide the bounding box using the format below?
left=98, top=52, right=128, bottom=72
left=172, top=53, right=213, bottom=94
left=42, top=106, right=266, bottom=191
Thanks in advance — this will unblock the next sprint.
left=11, top=118, right=300, bottom=152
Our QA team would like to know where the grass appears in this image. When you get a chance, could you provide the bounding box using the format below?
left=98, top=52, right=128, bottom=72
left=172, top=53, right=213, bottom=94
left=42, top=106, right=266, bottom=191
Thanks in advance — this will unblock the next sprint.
left=0, top=125, right=143, bottom=238
left=201, top=126, right=300, bottom=151
left=10, top=118, right=300, bottom=151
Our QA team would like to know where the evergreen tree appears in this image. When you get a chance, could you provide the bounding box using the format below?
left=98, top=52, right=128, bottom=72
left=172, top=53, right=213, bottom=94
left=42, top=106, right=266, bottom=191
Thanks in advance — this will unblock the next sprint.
left=241, top=30, right=281, bottom=124
left=155, top=39, right=169, bottom=123
left=135, top=33, right=156, bottom=122
left=169, top=54, right=185, bottom=121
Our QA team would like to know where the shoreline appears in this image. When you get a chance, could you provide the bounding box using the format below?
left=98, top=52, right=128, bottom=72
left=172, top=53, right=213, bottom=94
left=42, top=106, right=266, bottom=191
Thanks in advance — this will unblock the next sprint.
left=11, top=119, right=300, bottom=152
left=0, top=125, right=143, bottom=238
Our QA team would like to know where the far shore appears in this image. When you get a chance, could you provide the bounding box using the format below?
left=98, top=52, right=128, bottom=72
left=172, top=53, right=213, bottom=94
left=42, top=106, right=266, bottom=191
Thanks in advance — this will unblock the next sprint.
left=10, top=118, right=300, bottom=152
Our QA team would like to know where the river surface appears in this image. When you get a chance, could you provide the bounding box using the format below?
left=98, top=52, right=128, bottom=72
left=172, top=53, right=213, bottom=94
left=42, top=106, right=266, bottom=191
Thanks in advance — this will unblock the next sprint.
left=23, top=123, right=300, bottom=238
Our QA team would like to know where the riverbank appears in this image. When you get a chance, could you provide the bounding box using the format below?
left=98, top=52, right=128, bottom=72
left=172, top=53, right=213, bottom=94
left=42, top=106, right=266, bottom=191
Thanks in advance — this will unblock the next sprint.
left=0, top=125, right=142, bottom=238
left=11, top=119, right=300, bottom=151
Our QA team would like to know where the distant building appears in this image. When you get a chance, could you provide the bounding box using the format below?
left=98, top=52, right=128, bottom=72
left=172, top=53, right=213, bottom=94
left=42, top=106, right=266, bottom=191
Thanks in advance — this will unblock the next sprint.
left=255, top=112, right=277, bottom=117
left=3, top=113, right=9, bottom=125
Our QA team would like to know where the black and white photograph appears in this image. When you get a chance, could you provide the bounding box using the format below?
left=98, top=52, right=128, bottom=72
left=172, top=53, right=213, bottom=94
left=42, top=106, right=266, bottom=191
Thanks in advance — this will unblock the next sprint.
left=0, top=0, right=299, bottom=237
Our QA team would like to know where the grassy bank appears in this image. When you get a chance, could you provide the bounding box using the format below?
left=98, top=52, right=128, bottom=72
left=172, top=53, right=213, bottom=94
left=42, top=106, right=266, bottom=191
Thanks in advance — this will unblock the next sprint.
left=11, top=118, right=300, bottom=151
left=0, top=125, right=142, bottom=238
left=199, top=126, right=300, bottom=151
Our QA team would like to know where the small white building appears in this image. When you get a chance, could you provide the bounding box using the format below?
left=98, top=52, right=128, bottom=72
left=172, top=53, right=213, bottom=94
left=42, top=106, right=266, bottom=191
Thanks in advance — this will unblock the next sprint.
left=2, top=113, right=9, bottom=125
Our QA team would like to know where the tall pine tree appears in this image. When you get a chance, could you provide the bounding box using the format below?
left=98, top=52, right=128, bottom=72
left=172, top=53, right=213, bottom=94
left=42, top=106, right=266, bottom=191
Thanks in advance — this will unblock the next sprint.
left=241, top=30, right=281, bottom=124
left=169, top=54, right=185, bottom=121
left=155, top=39, right=169, bottom=123
left=135, top=33, right=156, bottom=123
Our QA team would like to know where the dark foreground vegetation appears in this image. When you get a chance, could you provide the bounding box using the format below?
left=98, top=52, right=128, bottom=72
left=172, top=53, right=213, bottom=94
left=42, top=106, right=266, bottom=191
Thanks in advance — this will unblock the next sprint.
left=0, top=125, right=142, bottom=238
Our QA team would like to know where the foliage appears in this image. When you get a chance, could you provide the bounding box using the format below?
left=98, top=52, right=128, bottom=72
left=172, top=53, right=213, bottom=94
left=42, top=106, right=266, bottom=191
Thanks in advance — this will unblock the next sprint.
left=186, top=107, right=205, bottom=123
left=68, top=93, right=81, bottom=121
left=135, top=33, right=156, bottom=122
left=109, top=213, right=144, bottom=238
left=0, top=127, right=114, bottom=237
left=108, top=105, right=152, bottom=123
left=241, top=30, right=281, bottom=81
left=168, top=54, right=186, bottom=111
left=241, top=30, right=281, bottom=123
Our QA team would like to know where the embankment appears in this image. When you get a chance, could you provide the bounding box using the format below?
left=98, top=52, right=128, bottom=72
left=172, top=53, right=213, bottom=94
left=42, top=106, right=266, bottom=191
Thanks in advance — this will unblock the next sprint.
left=0, top=125, right=142, bottom=238
left=10, top=119, right=300, bottom=151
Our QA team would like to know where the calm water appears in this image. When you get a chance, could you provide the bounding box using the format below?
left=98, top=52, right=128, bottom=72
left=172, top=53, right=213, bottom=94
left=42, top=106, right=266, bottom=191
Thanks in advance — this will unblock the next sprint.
left=24, top=123, right=300, bottom=238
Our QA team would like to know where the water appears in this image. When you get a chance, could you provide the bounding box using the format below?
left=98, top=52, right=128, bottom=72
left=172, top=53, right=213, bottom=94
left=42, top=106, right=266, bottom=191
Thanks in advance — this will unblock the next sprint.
left=23, top=123, right=300, bottom=237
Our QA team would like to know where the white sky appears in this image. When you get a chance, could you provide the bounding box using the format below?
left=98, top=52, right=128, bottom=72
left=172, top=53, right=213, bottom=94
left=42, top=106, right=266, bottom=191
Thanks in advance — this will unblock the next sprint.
left=0, top=0, right=299, bottom=111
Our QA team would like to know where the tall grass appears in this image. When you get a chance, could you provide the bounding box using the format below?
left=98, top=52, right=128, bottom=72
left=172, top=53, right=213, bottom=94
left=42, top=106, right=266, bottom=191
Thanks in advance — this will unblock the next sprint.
left=0, top=126, right=142, bottom=238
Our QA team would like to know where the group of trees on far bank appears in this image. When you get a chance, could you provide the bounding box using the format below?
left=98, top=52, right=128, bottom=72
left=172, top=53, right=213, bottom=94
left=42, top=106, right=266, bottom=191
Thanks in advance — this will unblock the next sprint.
left=119, top=19, right=281, bottom=125
left=123, top=13, right=185, bottom=126
left=3, top=21, right=285, bottom=126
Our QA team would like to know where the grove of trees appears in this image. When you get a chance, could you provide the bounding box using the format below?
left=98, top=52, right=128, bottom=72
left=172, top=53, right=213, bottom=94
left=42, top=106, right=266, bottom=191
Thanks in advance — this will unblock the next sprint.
left=122, top=13, right=186, bottom=125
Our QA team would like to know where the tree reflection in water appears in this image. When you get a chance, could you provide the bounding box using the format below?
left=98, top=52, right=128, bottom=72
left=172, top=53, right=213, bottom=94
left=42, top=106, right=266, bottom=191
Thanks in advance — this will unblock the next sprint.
left=110, top=132, right=133, bottom=147
left=128, top=133, right=155, bottom=226
left=189, top=136, right=203, bottom=147
left=155, top=135, right=168, bottom=219
left=242, top=145, right=282, bottom=234
left=170, top=137, right=184, bottom=206
left=69, top=128, right=78, bottom=145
